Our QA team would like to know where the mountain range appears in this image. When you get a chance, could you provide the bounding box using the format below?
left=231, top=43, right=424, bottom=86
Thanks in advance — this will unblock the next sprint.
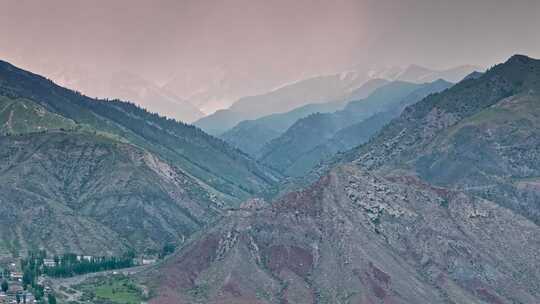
left=258, top=79, right=452, bottom=177
left=142, top=55, right=540, bottom=304
left=201, top=65, right=479, bottom=144
left=0, top=54, right=538, bottom=304
left=219, top=79, right=390, bottom=156
left=0, top=60, right=280, bottom=255
left=49, top=66, right=204, bottom=123
left=193, top=72, right=369, bottom=135
left=390, top=64, right=480, bottom=83
left=194, top=64, right=479, bottom=136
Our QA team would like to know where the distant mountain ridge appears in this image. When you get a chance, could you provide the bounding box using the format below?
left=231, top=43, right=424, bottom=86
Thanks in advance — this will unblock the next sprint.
left=312, top=54, right=540, bottom=224
left=48, top=66, right=204, bottom=123
left=142, top=55, right=540, bottom=304
left=369, top=63, right=481, bottom=84
left=194, top=72, right=370, bottom=135
left=259, top=79, right=452, bottom=177
left=219, top=79, right=390, bottom=156
left=205, top=63, right=477, bottom=146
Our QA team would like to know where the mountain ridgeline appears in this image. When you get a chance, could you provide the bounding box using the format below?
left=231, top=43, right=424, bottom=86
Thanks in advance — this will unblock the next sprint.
left=2, top=54, right=540, bottom=304
left=0, top=60, right=280, bottom=255
left=340, top=54, right=540, bottom=223
left=258, top=79, right=452, bottom=177
left=143, top=55, right=540, bottom=304
left=0, top=60, right=280, bottom=202
left=194, top=73, right=374, bottom=135
left=219, top=79, right=390, bottom=157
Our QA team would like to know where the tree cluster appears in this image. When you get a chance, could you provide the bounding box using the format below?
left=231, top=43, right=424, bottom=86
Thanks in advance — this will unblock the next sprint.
left=42, top=252, right=134, bottom=278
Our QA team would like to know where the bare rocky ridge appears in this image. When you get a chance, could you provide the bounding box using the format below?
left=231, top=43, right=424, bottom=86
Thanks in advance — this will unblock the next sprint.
left=143, top=55, right=540, bottom=303
left=145, top=165, right=540, bottom=303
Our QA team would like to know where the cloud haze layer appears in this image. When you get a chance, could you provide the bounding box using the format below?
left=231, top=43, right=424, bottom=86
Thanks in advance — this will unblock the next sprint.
left=1, top=0, right=539, bottom=113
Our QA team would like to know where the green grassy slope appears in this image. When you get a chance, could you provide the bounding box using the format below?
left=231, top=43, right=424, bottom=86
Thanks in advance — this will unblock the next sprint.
left=0, top=95, right=76, bottom=135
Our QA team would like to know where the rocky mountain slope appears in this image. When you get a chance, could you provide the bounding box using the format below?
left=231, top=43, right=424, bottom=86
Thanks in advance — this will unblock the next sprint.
left=0, top=130, right=218, bottom=255
left=259, top=80, right=451, bottom=177
left=0, top=60, right=281, bottom=256
left=0, top=60, right=280, bottom=203
left=338, top=54, right=540, bottom=224
left=145, top=165, right=540, bottom=304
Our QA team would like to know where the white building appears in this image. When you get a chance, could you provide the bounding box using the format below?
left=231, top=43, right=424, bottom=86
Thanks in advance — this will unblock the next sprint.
left=43, top=259, right=56, bottom=267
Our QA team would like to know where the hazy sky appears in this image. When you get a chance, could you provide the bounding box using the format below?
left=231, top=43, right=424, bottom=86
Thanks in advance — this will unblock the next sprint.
left=1, top=0, right=539, bottom=109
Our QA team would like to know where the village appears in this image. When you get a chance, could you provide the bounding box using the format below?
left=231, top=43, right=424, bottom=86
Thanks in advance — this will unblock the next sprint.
left=0, top=253, right=158, bottom=304
left=0, top=256, right=50, bottom=304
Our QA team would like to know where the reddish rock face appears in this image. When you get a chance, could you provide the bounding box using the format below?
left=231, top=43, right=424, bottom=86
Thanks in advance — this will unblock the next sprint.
left=264, top=244, right=314, bottom=278
left=159, top=234, right=220, bottom=290
left=369, top=262, right=391, bottom=285
left=222, top=281, right=243, bottom=297
left=144, top=165, right=540, bottom=304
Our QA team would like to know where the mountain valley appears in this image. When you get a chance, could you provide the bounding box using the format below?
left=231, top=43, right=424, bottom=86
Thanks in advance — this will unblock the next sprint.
left=0, top=55, right=538, bottom=304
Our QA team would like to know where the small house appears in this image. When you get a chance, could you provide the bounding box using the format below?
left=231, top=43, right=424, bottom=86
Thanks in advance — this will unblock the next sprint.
left=142, top=259, right=157, bottom=265
left=9, top=273, right=22, bottom=281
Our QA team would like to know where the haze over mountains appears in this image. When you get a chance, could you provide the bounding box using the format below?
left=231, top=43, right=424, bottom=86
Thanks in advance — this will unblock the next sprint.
left=48, top=66, right=205, bottom=123
left=0, top=58, right=481, bottom=258
left=0, top=59, right=280, bottom=255
left=1, top=52, right=540, bottom=304
left=218, top=78, right=390, bottom=155
left=258, top=79, right=453, bottom=177
left=1, top=0, right=540, bottom=303
left=194, top=64, right=479, bottom=136
left=144, top=54, right=540, bottom=304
